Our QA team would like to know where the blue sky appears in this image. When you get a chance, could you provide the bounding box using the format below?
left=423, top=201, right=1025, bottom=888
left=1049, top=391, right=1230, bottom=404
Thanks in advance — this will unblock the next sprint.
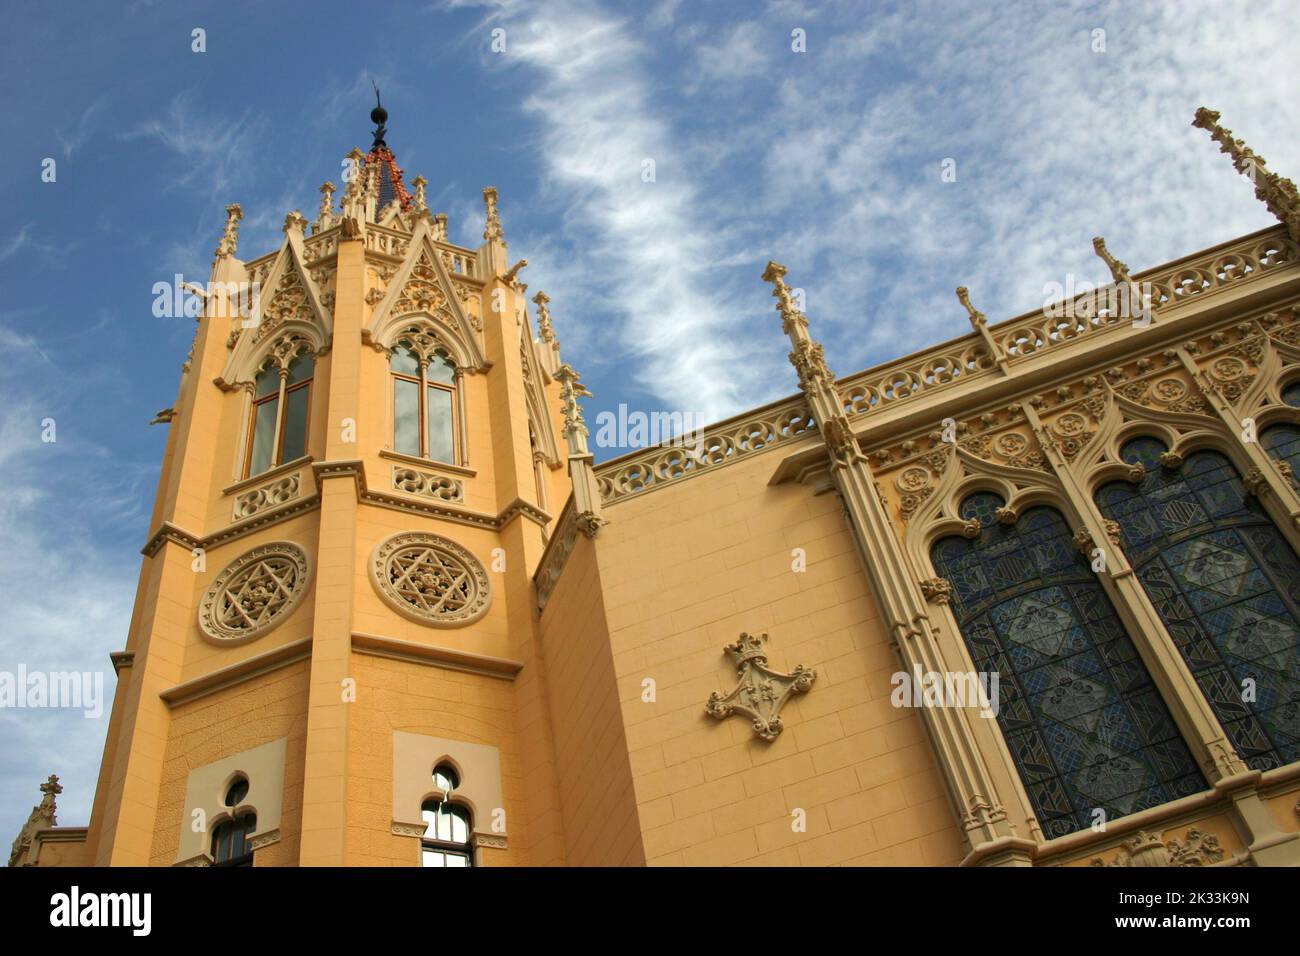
left=1, top=0, right=1297, bottom=844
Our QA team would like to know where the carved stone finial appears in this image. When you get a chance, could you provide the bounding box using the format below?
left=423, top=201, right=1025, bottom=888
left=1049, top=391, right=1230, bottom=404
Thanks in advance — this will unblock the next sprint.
left=762, top=260, right=808, bottom=335
left=1193, top=107, right=1300, bottom=243
left=955, top=286, right=986, bottom=328
left=705, top=633, right=816, bottom=741
left=315, top=182, right=336, bottom=234
left=533, top=290, right=559, bottom=350
left=215, top=203, right=243, bottom=258
left=483, top=186, right=504, bottom=242
left=282, top=209, right=308, bottom=235
left=554, top=363, right=592, bottom=438
left=1092, top=236, right=1132, bottom=284
left=9, top=775, right=62, bottom=867
left=433, top=212, right=449, bottom=242
left=412, top=175, right=428, bottom=213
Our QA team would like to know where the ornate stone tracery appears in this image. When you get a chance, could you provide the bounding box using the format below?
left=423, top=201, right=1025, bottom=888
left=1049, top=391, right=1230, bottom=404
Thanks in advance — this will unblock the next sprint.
left=369, top=532, right=492, bottom=627
left=199, top=542, right=311, bottom=645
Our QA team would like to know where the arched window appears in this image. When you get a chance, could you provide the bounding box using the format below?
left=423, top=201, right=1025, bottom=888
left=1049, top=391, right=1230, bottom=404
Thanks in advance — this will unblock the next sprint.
left=211, top=776, right=256, bottom=867
left=246, top=345, right=314, bottom=477
left=420, top=763, right=472, bottom=867
left=391, top=338, right=458, bottom=464
left=1260, top=383, right=1300, bottom=475
left=1096, top=437, right=1300, bottom=771
left=930, top=493, right=1207, bottom=839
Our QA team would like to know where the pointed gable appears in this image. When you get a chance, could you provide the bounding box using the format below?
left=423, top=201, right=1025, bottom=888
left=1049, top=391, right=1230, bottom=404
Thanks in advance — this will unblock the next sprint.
left=216, top=233, right=332, bottom=389
left=364, top=219, right=489, bottom=371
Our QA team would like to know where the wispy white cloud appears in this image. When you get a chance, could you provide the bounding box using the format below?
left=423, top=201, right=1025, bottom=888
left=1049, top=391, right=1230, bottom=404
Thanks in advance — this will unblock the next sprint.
left=0, top=224, right=58, bottom=264
left=457, top=0, right=782, bottom=421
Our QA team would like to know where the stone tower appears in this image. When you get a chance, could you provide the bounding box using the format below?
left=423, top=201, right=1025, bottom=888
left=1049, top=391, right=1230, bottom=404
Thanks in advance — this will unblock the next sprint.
left=71, top=101, right=598, bottom=866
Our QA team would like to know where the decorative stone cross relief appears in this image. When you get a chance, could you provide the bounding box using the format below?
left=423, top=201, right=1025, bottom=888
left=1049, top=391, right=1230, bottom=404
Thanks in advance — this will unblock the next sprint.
left=706, top=632, right=816, bottom=741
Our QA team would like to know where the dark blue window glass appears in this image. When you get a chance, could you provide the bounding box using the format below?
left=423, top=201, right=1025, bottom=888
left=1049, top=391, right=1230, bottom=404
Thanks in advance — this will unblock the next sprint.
left=931, top=493, right=1207, bottom=840
left=1261, top=423, right=1300, bottom=478
left=1096, top=437, right=1300, bottom=771
left=1281, top=382, right=1300, bottom=408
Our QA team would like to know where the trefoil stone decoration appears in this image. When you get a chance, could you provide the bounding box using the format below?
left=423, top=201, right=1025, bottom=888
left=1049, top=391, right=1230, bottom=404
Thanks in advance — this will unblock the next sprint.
left=705, top=632, right=816, bottom=741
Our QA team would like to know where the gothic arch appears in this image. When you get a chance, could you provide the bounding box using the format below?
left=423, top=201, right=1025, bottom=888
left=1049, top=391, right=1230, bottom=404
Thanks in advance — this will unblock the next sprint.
left=364, top=222, right=488, bottom=372
left=217, top=235, right=332, bottom=391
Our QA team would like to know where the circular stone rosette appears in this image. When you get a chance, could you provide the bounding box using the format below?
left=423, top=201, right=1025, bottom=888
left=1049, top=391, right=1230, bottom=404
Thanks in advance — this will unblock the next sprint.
left=198, top=541, right=311, bottom=645
left=369, top=532, right=492, bottom=627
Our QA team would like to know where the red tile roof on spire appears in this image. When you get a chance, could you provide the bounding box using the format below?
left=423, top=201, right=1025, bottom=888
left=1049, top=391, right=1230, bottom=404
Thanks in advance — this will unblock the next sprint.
left=366, top=143, right=412, bottom=212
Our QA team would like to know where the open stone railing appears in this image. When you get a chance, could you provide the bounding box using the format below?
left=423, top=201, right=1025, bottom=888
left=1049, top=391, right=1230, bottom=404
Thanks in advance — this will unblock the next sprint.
left=594, top=226, right=1299, bottom=508
left=839, top=227, right=1298, bottom=417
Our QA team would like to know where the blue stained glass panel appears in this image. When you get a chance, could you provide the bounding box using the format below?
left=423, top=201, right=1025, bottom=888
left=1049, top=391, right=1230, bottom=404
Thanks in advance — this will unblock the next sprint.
left=931, top=493, right=1206, bottom=838
left=1097, top=438, right=1300, bottom=771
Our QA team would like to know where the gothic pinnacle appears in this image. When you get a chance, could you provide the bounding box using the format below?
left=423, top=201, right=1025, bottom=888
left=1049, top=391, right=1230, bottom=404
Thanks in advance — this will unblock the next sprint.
left=1092, top=236, right=1132, bottom=284
left=1192, top=106, right=1300, bottom=243
left=955, top=286, right=985, bottom=328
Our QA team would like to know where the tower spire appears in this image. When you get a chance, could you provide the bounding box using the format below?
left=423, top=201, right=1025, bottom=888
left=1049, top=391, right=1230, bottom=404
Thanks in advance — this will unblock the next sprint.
left=364, top=86, right=411, bottom=213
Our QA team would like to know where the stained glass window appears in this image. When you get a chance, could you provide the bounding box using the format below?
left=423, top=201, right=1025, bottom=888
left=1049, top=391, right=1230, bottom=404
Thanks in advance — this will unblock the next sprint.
left=1261, top=423, right=1300, bottom=477
left=1096, top=437, right=1300, bottom=771
left=1281, top=381, right=1300, bottom=408
left=931, top=493, right=1207, bottom=839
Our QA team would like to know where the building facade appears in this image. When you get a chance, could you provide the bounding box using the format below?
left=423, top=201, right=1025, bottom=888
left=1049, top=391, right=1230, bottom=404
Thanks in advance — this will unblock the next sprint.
left=11, top=106, right=1300, bottom=867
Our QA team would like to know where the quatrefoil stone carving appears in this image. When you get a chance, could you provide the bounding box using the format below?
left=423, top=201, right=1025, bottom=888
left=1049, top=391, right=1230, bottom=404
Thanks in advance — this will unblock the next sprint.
left=706, top=632, right=815, bottom=741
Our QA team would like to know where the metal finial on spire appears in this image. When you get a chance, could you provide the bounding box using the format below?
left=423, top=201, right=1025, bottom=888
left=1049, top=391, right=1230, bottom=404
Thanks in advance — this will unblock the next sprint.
left=370, top=82, right=388, bottom=148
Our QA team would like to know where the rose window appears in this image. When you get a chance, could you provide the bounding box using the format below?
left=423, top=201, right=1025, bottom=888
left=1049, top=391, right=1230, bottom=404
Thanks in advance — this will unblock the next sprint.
left=369, top=532, right=491, bottom=627
left=199, top=542, right=310, bottom=644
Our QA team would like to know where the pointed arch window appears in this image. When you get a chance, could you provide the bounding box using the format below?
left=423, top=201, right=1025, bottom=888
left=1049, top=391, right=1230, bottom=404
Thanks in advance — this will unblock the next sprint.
left=391, top=336, right=458, bottom=464
left=211, top=776, right=256, bottom=867
left=420, top=763, right=472, bottom=867
left=930, top=494, right=1207, bottom=839
left=1096, top=437, right=1300, bottom=771
left=245, top=344, right=314, bottom=478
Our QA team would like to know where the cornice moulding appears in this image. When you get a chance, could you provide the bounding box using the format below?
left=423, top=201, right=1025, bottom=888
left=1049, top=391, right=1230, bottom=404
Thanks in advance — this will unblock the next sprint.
left=350, top=631, right=523, bottom=680
left=158, top=638, right=313, bottom=707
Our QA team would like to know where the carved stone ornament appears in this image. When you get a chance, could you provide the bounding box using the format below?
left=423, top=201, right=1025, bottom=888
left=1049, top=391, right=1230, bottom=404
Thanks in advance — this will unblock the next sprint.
left=8, top=775, right=61, bottom=867
left=705, top=632, right=816, bottom=741
left=919, top=577, right=952, bottom=605
left=369, top=531, right=492, bottom=628
left=1089, top=827, right=1224, bottom=867
left=199, top=542, right=311, bottom=645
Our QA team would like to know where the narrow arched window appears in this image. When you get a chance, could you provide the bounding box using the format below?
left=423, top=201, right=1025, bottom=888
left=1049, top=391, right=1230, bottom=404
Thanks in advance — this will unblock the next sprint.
left=420, top=763, right=472, bottom=867
left=930, top=493, right=1207, bottom=839
left=211, top=776, right=256, bottom=867
left=246, top=346, right=314, bottom=477
left=1096, top=437, right=1300, bottom=771
left=391, top=339, right=458, bottom=464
